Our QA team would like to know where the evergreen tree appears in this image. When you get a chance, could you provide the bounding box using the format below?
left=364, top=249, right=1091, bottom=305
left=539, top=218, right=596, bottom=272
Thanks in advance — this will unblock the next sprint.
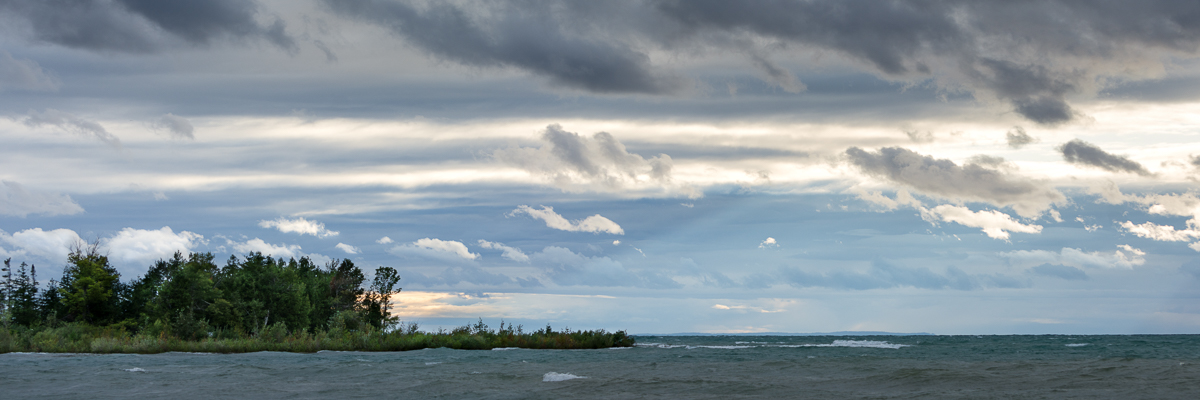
left=5, top=261, right=41, bottom=326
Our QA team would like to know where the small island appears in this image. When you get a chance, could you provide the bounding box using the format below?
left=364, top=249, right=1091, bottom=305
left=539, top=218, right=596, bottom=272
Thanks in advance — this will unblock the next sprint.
left=0, top=245, right=634, bottom=353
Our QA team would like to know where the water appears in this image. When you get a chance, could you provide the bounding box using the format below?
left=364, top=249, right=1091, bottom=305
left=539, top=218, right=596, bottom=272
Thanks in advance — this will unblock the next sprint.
left=3, top=335, right=1198, bottom=399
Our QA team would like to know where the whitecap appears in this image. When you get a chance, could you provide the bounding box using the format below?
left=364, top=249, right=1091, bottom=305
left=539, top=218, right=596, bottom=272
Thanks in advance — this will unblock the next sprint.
left=791, top=340, right=909, bottom=349
left=1065, top=343, right=1089, bottom=347
left=425, top=362, right=442, bottom=366
left=491, top=347, right=521, bottom=351
left=124, top=368, right=146, bottom=372
left=543, top=372, right=586, bottom=382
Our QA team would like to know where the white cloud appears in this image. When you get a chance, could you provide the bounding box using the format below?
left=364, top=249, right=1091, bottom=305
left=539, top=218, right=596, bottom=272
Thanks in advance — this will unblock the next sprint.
left=921, top=205, right=1042, bottom=240
left=1001, top=246, right=1145, bottom=270
left=103, top=227, right=205, bottom=268
left=258, top=217, right=339, bottom=238
left=0, top=181, right=84, bottom=217
left=851, top=188, right=921, bottom=211
left=509, top=205, right=624, bottom=235
left=392, top=238, right=479, bottom=261
left=613, top=240, right=620, bottom=245
left=377, top=236, right=394, bottom=244
left=478, top=239, right=529, bottom=262
left=1120, top=221, right=1200, bottom=242
left=0, top=227, right=82, bottom=265
left=233, top=238, right=302, bottom=259
left=759, top=237, right=778, bottom=249
left=335, top=243, right=359, bottom=254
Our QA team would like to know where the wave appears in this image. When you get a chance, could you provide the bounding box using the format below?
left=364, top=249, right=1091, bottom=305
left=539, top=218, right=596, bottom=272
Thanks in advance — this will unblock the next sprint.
left=1064, top=343, right=1089, bottom=347
left=636, top=340, right=909, bottom=350
left=123, top=367, right=146, bottom=372
left=543, top=372, right=586, bottom=382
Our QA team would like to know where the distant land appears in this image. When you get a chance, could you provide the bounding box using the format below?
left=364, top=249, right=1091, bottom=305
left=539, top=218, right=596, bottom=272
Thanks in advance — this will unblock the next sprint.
left=633, top=331, right=935, bottom=336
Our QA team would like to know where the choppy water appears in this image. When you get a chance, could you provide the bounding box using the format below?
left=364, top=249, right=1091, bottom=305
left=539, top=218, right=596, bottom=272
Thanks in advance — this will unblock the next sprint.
left=3, top=335, right=1199, bottom=399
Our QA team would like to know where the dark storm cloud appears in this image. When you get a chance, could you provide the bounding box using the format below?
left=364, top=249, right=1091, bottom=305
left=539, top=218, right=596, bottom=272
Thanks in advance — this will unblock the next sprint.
left=0, top=0, right=296, bottom=53
left=1005, top=126, right=1036, bottom=149
left=845, top=146, right=1064, bottom=217
left=319, top=0, right=1200, bottom=123
left=321, top=0, right=684, bottom=94
left=1059, top=139, right=1152, bottom=176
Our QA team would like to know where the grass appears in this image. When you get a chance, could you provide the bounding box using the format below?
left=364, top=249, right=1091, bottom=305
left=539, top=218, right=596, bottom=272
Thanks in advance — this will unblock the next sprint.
left=0, top=321, right=635, bottom=354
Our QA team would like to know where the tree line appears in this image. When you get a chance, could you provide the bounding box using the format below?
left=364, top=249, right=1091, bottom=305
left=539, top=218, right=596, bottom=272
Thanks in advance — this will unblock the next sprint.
left=0, top=243, right=401, bottom=339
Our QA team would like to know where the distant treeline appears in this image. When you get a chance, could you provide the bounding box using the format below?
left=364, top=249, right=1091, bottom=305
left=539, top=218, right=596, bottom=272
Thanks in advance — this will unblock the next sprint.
left=0, top=245, right=633, bottom=352
left=1, top=244, right=400, bottom=338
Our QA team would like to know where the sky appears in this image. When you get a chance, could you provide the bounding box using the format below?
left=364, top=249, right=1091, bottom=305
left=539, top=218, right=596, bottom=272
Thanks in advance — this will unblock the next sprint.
left=3, top=0, right=1200, bottom=335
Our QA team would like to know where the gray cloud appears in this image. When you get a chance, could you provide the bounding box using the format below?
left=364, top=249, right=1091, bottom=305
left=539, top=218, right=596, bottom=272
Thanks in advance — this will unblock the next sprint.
left=0, top=0, right=296, bottom=53
left=778, top=260, right=1027, bottom=291
left=1030, top=263, right=1089, bottom=281
left=845, top=146, right=1065, bottom=217
left=322, top=0, right=684, bottom=94
left=0, top=181, right=84, bottom=217
left=1059, top=139, right=1152, bottom=176
left=151, top=113, right=195, bottom=139
left=531, top=246, right=681, bottom=288
left=0, top=50, right=59, bottom=91
left=494, top=124, right=696, bottom=197
left=314, top=0, right=1200, bottom=123
left=1005, top=126, right=1037, bottom=149
left=22, top=109, right=121, bottom=147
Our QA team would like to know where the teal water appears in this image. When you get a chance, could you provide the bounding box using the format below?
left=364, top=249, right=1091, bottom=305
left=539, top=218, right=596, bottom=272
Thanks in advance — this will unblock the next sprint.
left=2, top=335, right=1198, bottom=399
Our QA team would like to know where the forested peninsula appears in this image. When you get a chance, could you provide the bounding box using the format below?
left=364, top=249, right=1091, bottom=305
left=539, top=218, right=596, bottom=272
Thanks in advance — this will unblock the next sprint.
left=0, top=245, right=633, bottom=353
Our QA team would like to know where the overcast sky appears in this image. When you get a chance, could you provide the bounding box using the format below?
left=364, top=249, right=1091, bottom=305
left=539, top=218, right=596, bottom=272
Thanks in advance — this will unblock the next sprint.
left=4, top=0, right=1200, bottom=334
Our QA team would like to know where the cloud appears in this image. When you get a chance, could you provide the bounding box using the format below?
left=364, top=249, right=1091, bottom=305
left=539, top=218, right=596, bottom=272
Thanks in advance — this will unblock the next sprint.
left=851, top=188, right=922, bottom=211
left=258, top=217, right=339, bottom=238
left=231, top=238, right=302, bottom=259
left=0, top=50, right=59, bottom=91
left=478, top=240, right=529, bottom=262
left=151, top=113, right=194, bottom=139
left=321, top=0, right=684, bottom=94
left=778, top=260, right=1026, bottom=291
left=0, top=0, right=297, bottom=53
left=758, top=237, right=778, bottom=249
left=103, top=226, right=205, bottom=269
left=1059, top=139, right=1151, bottom=176
left=845, top=147, right=1064, bottom=217
left=376, top=236, right=393, bottom=244
left=509, top=205, right=624, bottom=235
left=0, top=181, right=84, bottom=217
left=391, top=238, right=479, bottom=261
left=335, top=243, right=359, bottom=254
left=530, top=246, right=679, bottom=288
left=1120, top=221, right=1200, bottom=243
left=1030, top=263, right=1089, bottom=281
left=1000, top=246, right=1145, bottom=270
left=1005, top=126, right=1037, bottom=149
left=0, top=228, right=83, bottom=265
left=920, top=205, right=1042, bottom=240
left=494, top=124, right=696, bottom=197
left=22, top=109, right=121, bottom=147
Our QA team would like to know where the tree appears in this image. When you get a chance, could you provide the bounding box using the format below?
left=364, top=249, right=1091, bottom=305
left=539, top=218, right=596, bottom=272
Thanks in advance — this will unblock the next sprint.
left=4, top=260, right=41, bottom=326
left=58, top=242, right=121, bottom=324
left=361, top=266, right=402, bottom=330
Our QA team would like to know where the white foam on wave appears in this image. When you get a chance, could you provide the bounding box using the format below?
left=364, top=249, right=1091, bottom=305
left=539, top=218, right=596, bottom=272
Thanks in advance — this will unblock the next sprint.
left=543, top=372, right=586, bottom=382
left=1064, top=343, right=1089, bottom=347
left=425, top=362, right=442, bottom=366
left=124, top=367, right=146, bottom=372
left=790, top=340, right=909, bottom=349
left=491, top=347, right=521, bottom=351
